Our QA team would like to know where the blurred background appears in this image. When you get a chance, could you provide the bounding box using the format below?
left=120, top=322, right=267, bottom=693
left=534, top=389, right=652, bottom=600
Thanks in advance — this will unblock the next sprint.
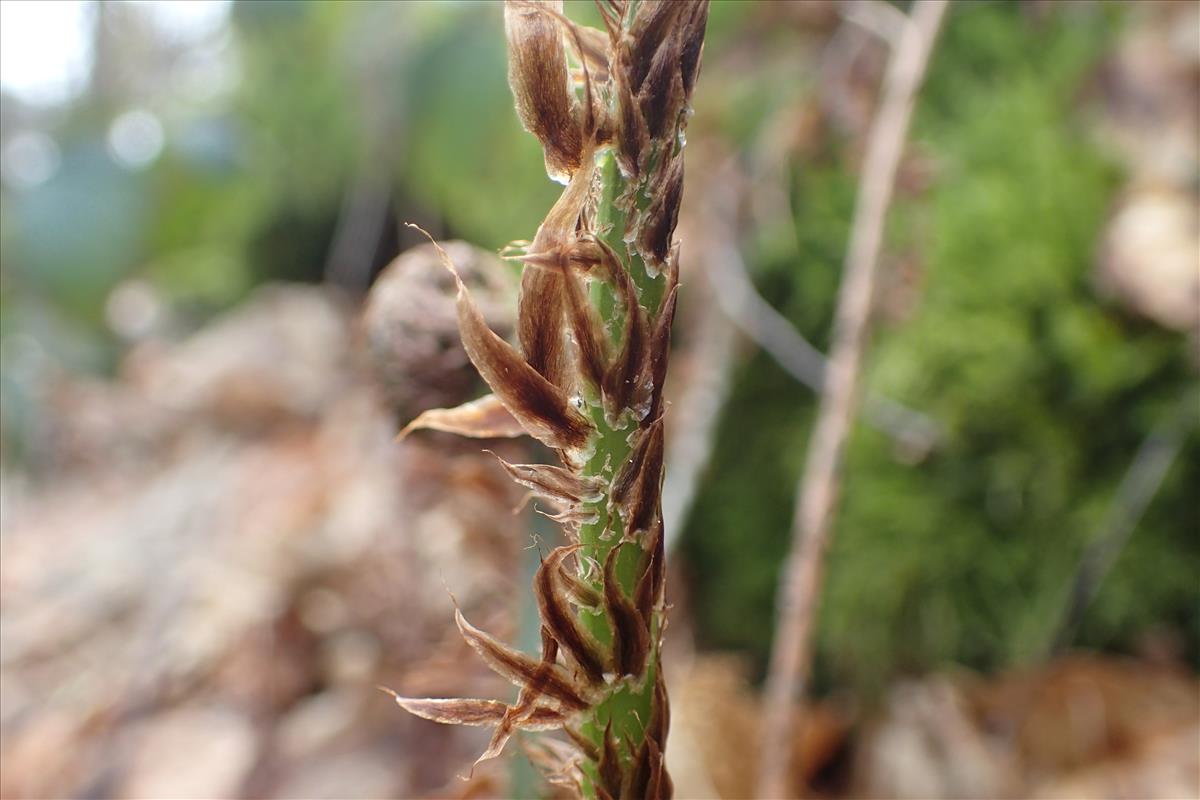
left=1, top=1, right=1197, bottom=798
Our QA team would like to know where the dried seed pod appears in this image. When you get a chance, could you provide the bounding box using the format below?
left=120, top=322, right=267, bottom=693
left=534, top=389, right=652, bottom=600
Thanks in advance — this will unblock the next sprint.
left=363, top=241, right=516, bottom=423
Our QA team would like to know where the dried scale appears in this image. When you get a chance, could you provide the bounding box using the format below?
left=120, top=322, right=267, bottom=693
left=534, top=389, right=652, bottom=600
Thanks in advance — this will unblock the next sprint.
left=391, top=1, right=708, bottom=797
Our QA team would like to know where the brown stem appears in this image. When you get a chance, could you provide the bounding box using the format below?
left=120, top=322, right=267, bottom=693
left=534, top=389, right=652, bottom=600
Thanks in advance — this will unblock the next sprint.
left=756, top=3, right=949, bottom=797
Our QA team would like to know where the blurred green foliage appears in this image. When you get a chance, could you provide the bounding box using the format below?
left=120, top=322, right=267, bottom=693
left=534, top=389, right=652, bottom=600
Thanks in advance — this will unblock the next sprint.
left=682, top=2, right=1199, bottom=692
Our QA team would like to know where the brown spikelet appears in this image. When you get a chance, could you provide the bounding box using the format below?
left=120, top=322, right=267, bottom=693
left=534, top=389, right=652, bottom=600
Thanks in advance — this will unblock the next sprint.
left=637, top=155, right=685, bottom=270
left=634, top=515, right=665, bottom=623
left=448, top=253, right=595, bottom=454
left=625, top=1, right=682, bottom=93
left=625, top=739, right=652, bottom=800
left=678, top=1, right=709, bottom=99
left=559, top=258, right=608, bottom=390
left=602, top=266, right=649, bottom=426
left=493, top=457, right=606, bottom=507
left=648, top=668, right=670, bottom=745
left=623, top=674, right=672, bottom=799
left=604, top=544, right=650, bottom=677
left=398, top=393, right=526, bottom=440
left=505, top=0, right=583, bottom=181
left=386, top=694, right=510, bottom=727
left=477, top=628, right=573, bottom=766
left=598, top=720, right=624, bottom=800
left=454, top=608, right=590, bottom=711
left=628, top=424, right=665, bottom=538
left=535, top=546, right=608, bottom=684
left=383, top=692, right=566, bottom=731
left=516, top=0, right=601, bottom=139
left=646, top=738, right=670, bottom=800
left=615, top=77, right=647, bottom=179
left=645, top=273, right=679, bottom=422
left=612, top=419, right=665, bottom=538
left=518, top=265, right=570, bottom=389
left=638, top=37, right=684, bottom=141
left=561, top=568, right=603, bottom=608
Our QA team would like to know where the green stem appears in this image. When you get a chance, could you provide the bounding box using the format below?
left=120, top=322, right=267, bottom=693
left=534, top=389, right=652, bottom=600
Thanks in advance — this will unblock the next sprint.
left=575, top=148, right=665, bottom=795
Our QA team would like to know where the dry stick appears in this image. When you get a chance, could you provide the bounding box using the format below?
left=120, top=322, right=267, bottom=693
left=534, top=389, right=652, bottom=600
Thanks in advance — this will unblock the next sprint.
left=756, top=3, right=949, bottom=798
left=703, top=206, right=942, bottom=458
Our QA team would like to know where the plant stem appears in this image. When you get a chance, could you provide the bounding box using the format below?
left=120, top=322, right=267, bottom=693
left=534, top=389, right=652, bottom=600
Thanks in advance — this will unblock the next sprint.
left=576, top=147, right=662, bottom=792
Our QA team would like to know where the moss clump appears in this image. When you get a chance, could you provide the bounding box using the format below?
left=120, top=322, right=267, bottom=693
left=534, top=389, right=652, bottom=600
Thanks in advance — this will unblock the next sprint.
left=683, top=2, right=1199, bottom=692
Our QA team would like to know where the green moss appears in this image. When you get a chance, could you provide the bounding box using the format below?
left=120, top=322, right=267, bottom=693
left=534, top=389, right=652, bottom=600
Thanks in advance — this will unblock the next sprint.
left=682, top=2, right=1198, bottom=692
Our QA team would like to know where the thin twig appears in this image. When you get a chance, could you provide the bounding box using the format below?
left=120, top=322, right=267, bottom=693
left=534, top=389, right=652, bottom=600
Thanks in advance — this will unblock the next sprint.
left=1046, top=392, right=1195, bottom=656
left=703, top=216, right=942, bottom=458
left=841, top=0, right=908, bottom=46
left=756, top=3, right=949, bottom=798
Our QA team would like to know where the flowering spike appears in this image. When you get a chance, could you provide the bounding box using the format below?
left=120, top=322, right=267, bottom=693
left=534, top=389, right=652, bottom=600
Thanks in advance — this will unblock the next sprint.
left=392, top=3, right=707, bottom=794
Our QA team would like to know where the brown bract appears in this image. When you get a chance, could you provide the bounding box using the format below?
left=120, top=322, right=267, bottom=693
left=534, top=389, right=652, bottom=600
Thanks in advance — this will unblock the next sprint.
left=505, top=0, right=583, bottom=182
left=603, top=544, right=650, bottom=678
left=398, top=393, right=526, bottom=440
